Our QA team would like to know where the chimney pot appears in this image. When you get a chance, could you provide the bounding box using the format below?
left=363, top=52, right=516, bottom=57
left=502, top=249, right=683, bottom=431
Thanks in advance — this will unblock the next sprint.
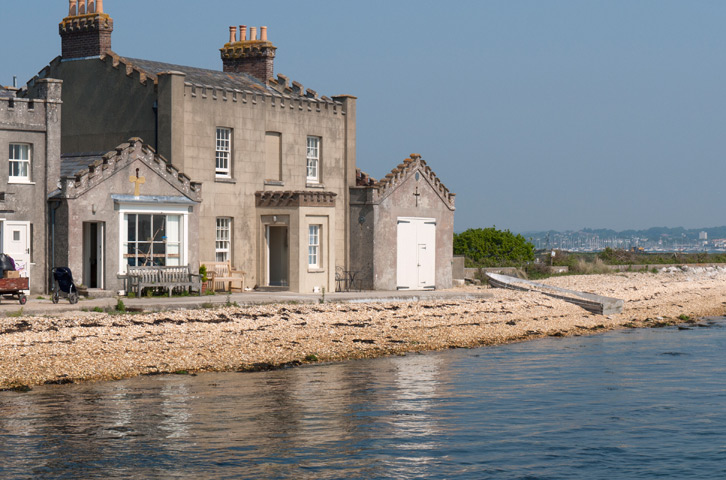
left=229, top=26, right=237, bottom=43
left=250, top=26, right=257, bottom=41
left=79, top=0, right=86, bottom=15
left=88, top=0, right=95, bottom=13
left=97, top=0, right=103, bottom=13
left=69, top=0, right=77, bottom=16
left=260, top=26, right=268, bottom=41
left=240, top=25, right=247, bottom=41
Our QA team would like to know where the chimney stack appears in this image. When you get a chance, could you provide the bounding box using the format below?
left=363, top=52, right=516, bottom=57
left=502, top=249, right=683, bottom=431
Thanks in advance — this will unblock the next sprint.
left=220, top=24, right=277, bottom=83
left=60, top=0, right=113, bottom=59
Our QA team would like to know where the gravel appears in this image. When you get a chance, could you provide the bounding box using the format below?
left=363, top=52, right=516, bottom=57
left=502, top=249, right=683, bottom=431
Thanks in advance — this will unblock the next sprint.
left=1, top=268, right=724, bottom=389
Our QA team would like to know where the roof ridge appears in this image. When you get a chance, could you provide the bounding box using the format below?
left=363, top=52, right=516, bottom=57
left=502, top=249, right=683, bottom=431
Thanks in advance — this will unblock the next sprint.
left=372, top=154, right=456, bottom=208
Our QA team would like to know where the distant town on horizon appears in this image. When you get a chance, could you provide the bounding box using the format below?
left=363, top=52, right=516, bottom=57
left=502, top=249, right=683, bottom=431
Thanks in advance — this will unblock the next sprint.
left=518, top=226, right=726, bottom=253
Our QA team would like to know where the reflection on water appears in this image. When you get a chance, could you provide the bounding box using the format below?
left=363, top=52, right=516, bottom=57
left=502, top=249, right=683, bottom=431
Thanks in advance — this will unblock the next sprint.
left=2, top=320, right=726, bottom=479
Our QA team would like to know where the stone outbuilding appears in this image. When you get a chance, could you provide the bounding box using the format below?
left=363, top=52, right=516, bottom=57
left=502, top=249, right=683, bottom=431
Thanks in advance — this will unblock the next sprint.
left=350, top=155, right=456, bottom=291
left=0, top=79, right=62, bottom=293
left=50, top=138, right=201, bottom=293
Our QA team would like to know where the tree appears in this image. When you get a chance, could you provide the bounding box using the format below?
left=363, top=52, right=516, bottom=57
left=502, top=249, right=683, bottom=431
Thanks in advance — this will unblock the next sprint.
left=454, top=227, right=535, bottom=267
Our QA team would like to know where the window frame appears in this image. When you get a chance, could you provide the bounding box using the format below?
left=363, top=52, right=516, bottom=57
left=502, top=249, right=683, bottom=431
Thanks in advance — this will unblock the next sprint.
left=9, top=143, right=31, bottom=183
left=215, top=127, right=232, bottom=178
left=216, top=217, right=232, bottom=262
left=306, top=136, right=320, bottom=183
left=122, top=213, right=182, bottom=267
left=308, top=224, right=321, bottom=268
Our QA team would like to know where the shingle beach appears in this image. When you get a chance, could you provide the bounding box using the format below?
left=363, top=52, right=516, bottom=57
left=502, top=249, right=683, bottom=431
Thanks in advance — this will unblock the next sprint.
left=2, top=267, right=725, bottom=390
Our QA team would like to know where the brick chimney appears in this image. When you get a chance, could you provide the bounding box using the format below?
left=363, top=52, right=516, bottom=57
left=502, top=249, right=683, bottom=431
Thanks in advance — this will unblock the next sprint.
left=220, top=25, right=277, bottom=83
left=59, top=0, right=113, bottom=59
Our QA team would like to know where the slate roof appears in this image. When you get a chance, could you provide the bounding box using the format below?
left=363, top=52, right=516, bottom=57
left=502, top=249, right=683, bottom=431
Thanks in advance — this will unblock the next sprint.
left=0, top=86, right=13, bottom=98
left=61, top=152, right=106, bottom=178
left=123, top=57, right=304, bottom=98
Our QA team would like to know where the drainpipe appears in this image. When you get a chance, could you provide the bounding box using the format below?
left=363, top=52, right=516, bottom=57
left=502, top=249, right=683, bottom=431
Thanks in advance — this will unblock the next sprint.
left=50, top=200, right=61, bottom=293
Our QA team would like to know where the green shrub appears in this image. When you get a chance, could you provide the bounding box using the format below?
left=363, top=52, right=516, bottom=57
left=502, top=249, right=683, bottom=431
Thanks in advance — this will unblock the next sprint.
left=454, top=227, right=535, bottom=267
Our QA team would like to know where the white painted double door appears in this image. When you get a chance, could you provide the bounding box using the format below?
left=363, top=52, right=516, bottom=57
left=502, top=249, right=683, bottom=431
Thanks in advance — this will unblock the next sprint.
left=397, top=217, right=436, bottom=290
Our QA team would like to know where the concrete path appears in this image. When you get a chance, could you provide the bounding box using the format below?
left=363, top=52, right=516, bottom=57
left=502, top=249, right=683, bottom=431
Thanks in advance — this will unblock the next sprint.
left=0, top=288, right=491, bottom=317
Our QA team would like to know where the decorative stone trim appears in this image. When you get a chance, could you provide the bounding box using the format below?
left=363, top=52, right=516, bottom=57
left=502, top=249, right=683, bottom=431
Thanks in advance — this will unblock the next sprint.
left=255, top=190, right=337, bottom=208
left=358, top=154, right=456, bottom=210
left=60, top=137, right=201, bottom=201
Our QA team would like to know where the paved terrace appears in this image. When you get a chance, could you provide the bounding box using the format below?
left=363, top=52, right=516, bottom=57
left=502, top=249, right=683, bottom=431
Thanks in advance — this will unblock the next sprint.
left=0, top=289, right=491, bottom=317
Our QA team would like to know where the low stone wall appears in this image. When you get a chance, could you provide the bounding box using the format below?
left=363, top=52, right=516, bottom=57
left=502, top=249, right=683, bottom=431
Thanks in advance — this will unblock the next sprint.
left=463, top=266, right=570, bottom=280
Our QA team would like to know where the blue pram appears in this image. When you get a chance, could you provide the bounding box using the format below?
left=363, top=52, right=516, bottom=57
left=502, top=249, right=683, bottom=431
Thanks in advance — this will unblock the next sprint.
left=51, top=267, right=79, bottom=304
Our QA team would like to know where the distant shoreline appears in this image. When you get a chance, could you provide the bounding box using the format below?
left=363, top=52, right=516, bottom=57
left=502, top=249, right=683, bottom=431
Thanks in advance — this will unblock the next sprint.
left=1, top=268, right=725, bottom=391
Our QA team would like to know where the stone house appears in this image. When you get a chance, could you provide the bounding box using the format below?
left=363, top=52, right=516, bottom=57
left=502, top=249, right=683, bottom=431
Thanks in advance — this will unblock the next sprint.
left=34, top=0, right=354, bottom=293
left=50, top=138, right=201, bottom=293
left=0, top=79, right=62, bottom=293
left=19, top=0, right=454, bottom=293
left=351, top=155, right=455, bottom=291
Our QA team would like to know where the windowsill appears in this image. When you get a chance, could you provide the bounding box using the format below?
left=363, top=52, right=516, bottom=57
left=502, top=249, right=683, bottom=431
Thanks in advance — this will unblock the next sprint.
left=306, top=182, right=325, bottom=189
left=264, top=180, right=284, bottom=186
left=215, top=176, right=236, bottom=184
left=8, top=180, right=35, bottom=185
left=308, top=268, right=325, bottom=273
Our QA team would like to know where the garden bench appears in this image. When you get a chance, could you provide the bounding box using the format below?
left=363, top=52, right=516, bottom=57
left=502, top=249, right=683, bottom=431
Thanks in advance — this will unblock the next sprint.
left=201, top=260, right=245, bottom=292
left=127, top=265, right=202, bottom=297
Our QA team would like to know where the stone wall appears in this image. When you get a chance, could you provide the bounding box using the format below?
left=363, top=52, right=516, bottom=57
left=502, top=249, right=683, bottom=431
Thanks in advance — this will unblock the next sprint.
left=0, top=79, right=62, bottom=293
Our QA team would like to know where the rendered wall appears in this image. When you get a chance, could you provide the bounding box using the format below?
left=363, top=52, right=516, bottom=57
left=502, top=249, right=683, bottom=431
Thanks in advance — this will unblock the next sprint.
left=179, top=85, right=354, bottom=290
left=46, top=57, right=157, bottom=154
left=348, top=187, right=375, bottom=290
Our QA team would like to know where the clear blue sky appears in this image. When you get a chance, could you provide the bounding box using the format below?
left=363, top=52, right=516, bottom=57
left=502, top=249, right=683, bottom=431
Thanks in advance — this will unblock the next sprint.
left=3, top=1, right=725, bottom=233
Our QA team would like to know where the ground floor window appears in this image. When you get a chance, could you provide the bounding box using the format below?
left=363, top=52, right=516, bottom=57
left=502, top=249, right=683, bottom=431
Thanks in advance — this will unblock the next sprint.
left=123, top=213, right=181, bottom=267
left=216, top=217, right=231, bottom=261
left=308, top=224, right=321, bottom=267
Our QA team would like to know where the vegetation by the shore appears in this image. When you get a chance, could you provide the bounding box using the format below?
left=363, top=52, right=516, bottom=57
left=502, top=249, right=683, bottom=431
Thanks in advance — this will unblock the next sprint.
left=454, top=227, right=534, bottom=267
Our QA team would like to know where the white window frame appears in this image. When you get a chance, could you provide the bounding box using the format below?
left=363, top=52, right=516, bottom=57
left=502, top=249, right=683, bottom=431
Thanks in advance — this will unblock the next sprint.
left=117, top=204, right=189, bottom=274
left=216, top=127, right=231, bottom=177
left=9, top=144, right=31, bottom=183
left=216, top=217, right=231, bottom=262
left=308, top=224, right=321, bottom=268
left=306, top=136, right=320, bottom=183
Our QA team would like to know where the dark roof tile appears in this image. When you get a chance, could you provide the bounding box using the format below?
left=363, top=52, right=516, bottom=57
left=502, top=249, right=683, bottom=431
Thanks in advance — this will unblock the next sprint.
left=124, top=57, right=298, bottom=98
left=61, top=152, right=105, bottom=178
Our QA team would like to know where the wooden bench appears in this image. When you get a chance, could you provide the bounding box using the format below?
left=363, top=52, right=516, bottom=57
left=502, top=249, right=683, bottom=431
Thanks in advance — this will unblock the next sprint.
left=201, top=260, right=245, bottom=292
left=127, top=265, right=202, bottom=297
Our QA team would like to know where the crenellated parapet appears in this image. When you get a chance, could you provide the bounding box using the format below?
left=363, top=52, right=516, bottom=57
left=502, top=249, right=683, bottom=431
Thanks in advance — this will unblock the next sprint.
left=186, top=80, right=345, bottom=116
left=255, top=190, right=337, bottom=208
left=60, top=138, right=201, bottom=201
left=101, top=53, right=157, bottom=87
left=368, top=154, right=456, bottom=210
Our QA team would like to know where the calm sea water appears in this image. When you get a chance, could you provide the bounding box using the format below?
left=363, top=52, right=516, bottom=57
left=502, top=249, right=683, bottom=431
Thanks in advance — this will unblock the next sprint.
left=2, top=319, right=726, bottom=479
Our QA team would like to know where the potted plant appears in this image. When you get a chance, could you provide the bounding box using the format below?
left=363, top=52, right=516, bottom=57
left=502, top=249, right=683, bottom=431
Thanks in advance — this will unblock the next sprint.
left=199, top=265, right=209, bottom=294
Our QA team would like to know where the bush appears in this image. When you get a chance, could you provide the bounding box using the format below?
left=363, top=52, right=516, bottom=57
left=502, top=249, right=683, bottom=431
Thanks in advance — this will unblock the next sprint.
left=454, top=227, right=535, bottom=267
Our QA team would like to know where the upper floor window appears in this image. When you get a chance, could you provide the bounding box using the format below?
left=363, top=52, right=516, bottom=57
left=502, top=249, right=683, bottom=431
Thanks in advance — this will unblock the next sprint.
left=9, top=144, right=31, bottom=183
left=306, top=136, right=320, bottom=183
left=216, top=127, right=231, bottom=177
left=216, top=217, right=231, bottom=262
